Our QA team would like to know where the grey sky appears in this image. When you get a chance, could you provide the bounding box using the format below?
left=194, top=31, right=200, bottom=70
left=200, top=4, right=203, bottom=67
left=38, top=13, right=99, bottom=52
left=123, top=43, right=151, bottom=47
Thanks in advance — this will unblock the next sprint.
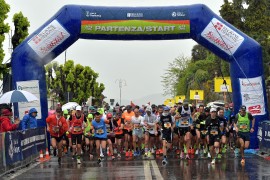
left=4, top=0, right=224, bottom=106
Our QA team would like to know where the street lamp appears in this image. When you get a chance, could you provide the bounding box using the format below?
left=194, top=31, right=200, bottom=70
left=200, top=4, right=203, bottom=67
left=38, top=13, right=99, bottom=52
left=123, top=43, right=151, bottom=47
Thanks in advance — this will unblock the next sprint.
left=115, top=79, right=126, bottom=106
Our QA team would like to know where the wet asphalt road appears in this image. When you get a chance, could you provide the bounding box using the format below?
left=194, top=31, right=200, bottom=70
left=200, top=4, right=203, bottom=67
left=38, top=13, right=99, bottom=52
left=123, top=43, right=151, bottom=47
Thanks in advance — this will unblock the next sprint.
left=4, top=151, right=270, bottom=180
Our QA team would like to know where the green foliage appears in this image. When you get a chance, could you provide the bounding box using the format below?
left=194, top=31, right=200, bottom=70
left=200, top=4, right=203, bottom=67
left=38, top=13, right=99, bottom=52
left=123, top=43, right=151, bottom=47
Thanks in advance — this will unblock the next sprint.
left=0, top=0, right=10, bottom=78
left=46, top=60, right=105, bottom=105
left=12, top=11, right=30, bottom=49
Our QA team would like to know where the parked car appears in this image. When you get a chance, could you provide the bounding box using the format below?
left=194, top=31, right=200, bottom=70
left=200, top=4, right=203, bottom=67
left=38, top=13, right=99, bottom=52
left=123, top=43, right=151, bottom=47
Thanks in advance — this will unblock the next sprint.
left=207, top=101, right=225, bottom=109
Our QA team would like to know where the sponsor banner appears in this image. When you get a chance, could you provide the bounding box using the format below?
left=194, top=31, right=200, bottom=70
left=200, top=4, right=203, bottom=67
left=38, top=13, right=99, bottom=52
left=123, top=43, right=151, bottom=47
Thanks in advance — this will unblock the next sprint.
left=190, top=90, right=204, bottom=100
left=17, top=80, right=41, bottom=119
left=81, top=20, right=190, bottom=35
left=0, top=133, right=4, bottom=170
left=164, top=98, right=175, bottom=107
left=263, top=122, right=270, bottom=148
left=28, top=20, right=70, bottom=58
left=201, top=18, right=244, bottom=55
left=34, top=128, right=47, bottom=152
left=174, top=95, right=186, bottom=103
left=239, top=76, right=265, bottom=115
left=4, top=131, right=22, bottom=166
left=214, top=77, right=232, bottom=92
left=82, top=8, right=189, bottom=20
left=21, top=130, right=37, bottom=159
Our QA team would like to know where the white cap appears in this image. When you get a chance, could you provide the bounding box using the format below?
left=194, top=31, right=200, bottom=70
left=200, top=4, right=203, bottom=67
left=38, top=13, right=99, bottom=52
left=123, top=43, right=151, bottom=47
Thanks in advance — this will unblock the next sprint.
left=76, top=106, right=82, bottom=111
left=146, top=107, right=152, bottom=112
left=210, top=108, right=217, bottom=112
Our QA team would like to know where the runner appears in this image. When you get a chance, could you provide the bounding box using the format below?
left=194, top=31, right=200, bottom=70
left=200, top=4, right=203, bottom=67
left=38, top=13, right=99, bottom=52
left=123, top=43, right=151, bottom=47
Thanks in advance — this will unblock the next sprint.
left=46, top=107, right=68, bottom=165
left=112, top=112, right=124, bottom=158
left=158, top=106, right=174, bottom=165
left=143, top=106, right=158, bottom=158
left=84, top=113, right=94, bottom=159
left=206, top=108, right=221, bottom=165
left=234, top=105, right=255, bottom=165
left=177, top=101, right=193, bottom=159
left=105, top=113, right=116, bottom=160
left=91, top=111, right=110, bottom=163
left=218, top=108, right=229, bottom=155
left=122, top=105, right=135, bottom=157
left=196, top=107, right=210, bottom=158
left=69, top=105, right=86, bottom=164
left=131, top=108, right=144, bottom=157
left=193, top=105, right=205, bottom=155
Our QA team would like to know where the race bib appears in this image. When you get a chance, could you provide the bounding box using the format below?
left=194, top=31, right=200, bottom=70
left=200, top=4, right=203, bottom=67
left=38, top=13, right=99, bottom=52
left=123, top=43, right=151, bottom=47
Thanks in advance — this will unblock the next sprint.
left=239, top=124, right=248, bottom=130
left=74, top=126, right=82, bottom=132
left=181, top=120, right=189, bottom=125
left=164, top=122, right=171, bottom=129
left=201, top=130, right=208, bottom=135
left=196, top=124, right=200, bottom=129
left=210, top=130, right=218, bottom=135
left=97, top=128, right=104, bottom=134
left=53, top=126, right=59, bottom=133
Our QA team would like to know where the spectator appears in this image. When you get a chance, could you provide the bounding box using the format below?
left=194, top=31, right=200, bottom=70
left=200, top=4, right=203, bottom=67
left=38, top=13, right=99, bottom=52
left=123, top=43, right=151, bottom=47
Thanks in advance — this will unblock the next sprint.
left=0, top=108, right=20, bottom=133
left=21, top=108, right=38, bottom=130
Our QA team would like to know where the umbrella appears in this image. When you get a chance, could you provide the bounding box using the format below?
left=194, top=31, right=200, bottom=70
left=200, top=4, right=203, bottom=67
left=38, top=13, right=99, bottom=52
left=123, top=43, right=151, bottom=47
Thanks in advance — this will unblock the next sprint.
left=62, top=102, right=79, bottom=111
left=0, top=90, right=38, bottom=104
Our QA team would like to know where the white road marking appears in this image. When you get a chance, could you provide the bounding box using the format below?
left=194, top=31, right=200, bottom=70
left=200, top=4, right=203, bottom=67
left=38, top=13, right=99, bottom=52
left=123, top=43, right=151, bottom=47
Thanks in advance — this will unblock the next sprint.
left=151, top=160, right=164, bottom=180
left=143, top=161, right=152, bottom=180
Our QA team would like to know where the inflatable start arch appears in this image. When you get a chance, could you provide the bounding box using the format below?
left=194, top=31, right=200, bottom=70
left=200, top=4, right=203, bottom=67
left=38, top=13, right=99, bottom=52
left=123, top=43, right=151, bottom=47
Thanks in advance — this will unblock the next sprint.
left=11, top=4, right=268, bottom=148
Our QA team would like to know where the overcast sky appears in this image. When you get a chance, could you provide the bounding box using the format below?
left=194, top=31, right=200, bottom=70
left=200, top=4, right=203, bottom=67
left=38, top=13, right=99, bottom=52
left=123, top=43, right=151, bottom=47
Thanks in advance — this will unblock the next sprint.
left=3, top=0, right=224, bottom=105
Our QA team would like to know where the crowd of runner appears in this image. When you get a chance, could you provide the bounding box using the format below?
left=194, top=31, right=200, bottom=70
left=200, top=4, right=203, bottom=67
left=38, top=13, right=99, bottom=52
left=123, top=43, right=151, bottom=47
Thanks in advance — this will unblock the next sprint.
left=45, top=100, right=255, bottom=166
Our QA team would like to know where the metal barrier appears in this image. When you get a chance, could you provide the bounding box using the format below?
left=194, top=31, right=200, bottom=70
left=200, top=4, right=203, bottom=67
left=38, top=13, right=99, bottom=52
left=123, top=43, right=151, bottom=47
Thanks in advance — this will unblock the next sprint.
left=258, top=121, right=270, bottom=154
left=0, top=127, right=47, bottom=177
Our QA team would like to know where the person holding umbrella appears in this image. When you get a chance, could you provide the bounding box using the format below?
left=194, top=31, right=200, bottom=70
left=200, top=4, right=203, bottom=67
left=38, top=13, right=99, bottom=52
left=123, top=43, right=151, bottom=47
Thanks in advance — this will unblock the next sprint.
left=0, top=108, right=20, bottom=133
left=21, top=108, right=38, bottom=130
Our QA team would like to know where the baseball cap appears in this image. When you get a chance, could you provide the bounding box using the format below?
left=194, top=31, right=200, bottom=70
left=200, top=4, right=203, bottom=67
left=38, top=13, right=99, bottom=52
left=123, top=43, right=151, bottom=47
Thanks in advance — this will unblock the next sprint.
left=63, top=109, right=69, bottom=115
left=146, top=107, right=152, bottom=112
left=87, top=114, right=93, bottom=119
left=163, top=106, right=170, bottom=111
left=240, top=105, right=246, bottom=111
left=106, top=113, right=113, bottom=118
left=210, top=108, right=217, bottom=113
left=76, top=106, right=82, bottom=111
left=183, top=99, right=189, bottom=105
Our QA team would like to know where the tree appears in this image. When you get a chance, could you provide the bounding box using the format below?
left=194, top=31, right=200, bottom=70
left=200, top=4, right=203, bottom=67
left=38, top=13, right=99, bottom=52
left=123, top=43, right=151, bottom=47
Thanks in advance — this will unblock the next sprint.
left=46, top=60, right=105, bottom=105
left=161, top=55, right=190, bottom=97
left=0, top=0, right=10, bottom=79
left=191, top=44, right=209, bottom=62
left=12, top=11, right=30, bottom=49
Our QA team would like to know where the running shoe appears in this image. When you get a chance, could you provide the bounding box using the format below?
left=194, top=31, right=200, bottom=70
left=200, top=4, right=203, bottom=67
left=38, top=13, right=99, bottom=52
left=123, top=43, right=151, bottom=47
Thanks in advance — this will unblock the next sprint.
left=147, top=151, right=152, bottom=158
left=195, top=149, right=199, bottom=155
left=97, top=158, right=101, bottom=164
left=89, top=154, right=94, bottom=159
left=117, top=153, right=121, bottom=158
left=144, top=152, right=148, bottom=157
left=151, top=148, right=155, bottom=154
left=241, top=158, right=245, bottom=165
left=77, top=158, right=81, bottom=164
left=156, top=149, right=160, bottom=155
left=191, top=148, right=195, bottom=155
left=176, top=149, right=180, bottom=155
left=113, top=149, right=118, bottom=154
left=133, top=151, right=138, bottom=157
left=186, top=154, right=190, bottom=159
left=128, top=150, right=133, bottom=157
left=159, top=149, right=163, bottom=155
left=137, top=150, right=141, bottom=156
left=125, top=151, right=129, bottom=157
left=72, top=155, right=76, bottom=160
left=111, top=155, right=116, bottom=160
left=162, top=158, right=168, bottom=165
left=188, top=148, right=192, bottom=154
left=100, top=154, right=104, bottom=158
left=217, top=154, right=222, bottom=159
left=180, top=152, right=185, bottom=159
left=207, top=152, right=211, bottom=158
left=211, top=158, right=215, bottom=165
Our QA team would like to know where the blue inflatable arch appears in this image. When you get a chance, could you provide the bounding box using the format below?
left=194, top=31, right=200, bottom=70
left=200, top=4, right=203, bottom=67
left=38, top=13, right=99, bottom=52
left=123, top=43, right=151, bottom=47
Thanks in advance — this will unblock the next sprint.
left=11, top=4, right=268, bottom=148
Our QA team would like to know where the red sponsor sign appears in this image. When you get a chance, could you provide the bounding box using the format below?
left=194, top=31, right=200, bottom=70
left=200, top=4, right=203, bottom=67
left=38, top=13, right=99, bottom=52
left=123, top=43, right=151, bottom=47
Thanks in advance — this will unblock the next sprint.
left=248, top=105, right=261, bottom=114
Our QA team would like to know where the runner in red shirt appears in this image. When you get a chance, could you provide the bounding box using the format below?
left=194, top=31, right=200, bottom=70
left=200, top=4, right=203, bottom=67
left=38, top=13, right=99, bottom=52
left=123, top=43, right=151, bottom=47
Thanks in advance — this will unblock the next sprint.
left=46, top=107, right=68, bottom=165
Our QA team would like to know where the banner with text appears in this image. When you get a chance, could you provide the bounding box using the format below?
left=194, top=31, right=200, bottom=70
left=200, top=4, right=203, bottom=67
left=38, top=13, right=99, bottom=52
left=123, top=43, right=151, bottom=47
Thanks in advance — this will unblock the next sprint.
left=16, top=80, right=41, bottom=119
left=190, top=90, right=204, bottom=100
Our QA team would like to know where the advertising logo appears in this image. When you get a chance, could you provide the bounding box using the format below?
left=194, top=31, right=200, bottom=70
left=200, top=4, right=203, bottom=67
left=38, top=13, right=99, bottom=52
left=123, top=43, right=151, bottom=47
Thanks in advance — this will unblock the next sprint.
left=201, top=18, right=244, bottom=55
left=248, top=105, right=262, bottom=114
